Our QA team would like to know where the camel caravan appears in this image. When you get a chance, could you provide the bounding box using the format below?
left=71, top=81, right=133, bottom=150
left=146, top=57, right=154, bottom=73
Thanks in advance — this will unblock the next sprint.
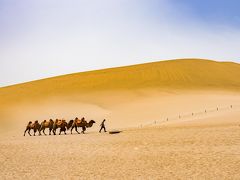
left=23, top=117, right=96, bottom=136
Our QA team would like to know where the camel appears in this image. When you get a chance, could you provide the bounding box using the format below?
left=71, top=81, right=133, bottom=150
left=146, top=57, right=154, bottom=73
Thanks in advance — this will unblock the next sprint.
left=39, top=119, right=54, bottom=135
left=23, top=120, right=41, bottom=136
left=69, top=117, right=95, bottom=134
left=52, top=119, right=68, bottom=135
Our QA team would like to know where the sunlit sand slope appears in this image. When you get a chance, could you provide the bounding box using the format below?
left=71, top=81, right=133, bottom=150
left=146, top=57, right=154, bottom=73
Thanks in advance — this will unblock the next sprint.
left=0, top=59, right=240, bottom=104
left=0, top=59, right=240, bottom=128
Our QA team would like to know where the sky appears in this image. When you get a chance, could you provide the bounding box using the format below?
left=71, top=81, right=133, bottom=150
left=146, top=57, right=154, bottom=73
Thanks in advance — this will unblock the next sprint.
left=1, top=0, right=240, bottom=87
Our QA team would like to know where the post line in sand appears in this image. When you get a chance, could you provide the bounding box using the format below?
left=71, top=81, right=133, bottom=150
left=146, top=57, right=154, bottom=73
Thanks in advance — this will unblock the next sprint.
left=138, top=104, right=240, bottom=128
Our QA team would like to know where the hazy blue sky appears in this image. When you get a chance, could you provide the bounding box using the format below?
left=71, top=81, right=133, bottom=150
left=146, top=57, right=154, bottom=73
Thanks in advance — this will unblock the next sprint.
left=1, top=0, right=240, bottom=87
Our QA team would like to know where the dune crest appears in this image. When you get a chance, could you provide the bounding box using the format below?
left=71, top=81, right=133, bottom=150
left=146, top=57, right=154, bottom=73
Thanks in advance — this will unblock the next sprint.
left=1, top=59, right=240, bottom=103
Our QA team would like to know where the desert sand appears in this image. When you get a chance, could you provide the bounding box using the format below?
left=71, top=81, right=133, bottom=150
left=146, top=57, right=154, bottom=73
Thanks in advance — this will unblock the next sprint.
left=1, top=107, right=240, bottom=179
left=0, top=59, right=240, bottom=179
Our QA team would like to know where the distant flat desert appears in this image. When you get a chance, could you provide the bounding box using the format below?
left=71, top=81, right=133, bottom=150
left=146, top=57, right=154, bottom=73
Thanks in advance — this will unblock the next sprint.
left=0, top=59, right=240, bottom=179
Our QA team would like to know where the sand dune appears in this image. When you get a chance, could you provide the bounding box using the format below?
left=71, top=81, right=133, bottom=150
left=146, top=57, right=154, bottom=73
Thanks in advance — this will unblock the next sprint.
left=1, top=59, right=240, bottom=104
left=1, top=59, right=240, bottom=179
left=1, top=59, right=240, bottom=127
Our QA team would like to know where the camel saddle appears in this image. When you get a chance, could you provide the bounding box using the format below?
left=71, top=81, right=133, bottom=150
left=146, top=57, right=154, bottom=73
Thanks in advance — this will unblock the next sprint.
left=76, top=119, right=82, bottom=124
left=56, top=120, right=63, bottom=126
left=44, top=121, right=50, bottom=126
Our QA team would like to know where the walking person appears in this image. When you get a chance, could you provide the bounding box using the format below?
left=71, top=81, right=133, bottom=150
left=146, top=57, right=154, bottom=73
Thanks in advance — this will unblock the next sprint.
left=99, top=119, right=107, bottom=133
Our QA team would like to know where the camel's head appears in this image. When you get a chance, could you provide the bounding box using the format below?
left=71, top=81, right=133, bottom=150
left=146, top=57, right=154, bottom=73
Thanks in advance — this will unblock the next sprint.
left=89, top=120, right=96, bottom=124
left=35, top=120, right=38, bottom=124
left=87, top=120, right=96, bottom=128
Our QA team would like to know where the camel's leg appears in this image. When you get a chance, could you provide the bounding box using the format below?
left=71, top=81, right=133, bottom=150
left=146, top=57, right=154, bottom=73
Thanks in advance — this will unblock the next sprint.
left=43, top=128, right=46, bottom=135
left=81, top=127, right=85, bottom=134
left=75, top=126, right=80, bottom=134
left=64, top=129, right=66, bottom=135
left=24, top=128, right=28, bottom=136
left=49, top=128, right=52, bottom=135
left=70, top=126, right=74, bottom=134
left=53, top=128, right=56, bottom=135
left=33, top=129, right=36, bottom=136
left=59, top=129, right=62, bottom=135
left=28, top=129, right=32, bottom=136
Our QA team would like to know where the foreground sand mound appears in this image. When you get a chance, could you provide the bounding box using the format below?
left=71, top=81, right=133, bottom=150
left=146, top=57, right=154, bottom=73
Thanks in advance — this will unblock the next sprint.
left=1, top=110, right=240, bottom=179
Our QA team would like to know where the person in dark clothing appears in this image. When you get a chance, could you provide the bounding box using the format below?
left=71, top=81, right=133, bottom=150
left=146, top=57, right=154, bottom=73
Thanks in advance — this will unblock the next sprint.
left=99, top=119, right=107, bottom=133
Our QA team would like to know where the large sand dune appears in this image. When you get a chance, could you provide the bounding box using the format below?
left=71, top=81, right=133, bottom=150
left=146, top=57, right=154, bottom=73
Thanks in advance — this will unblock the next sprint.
left=1, top=59, right=240, bottom=126
left=1, top=59, right=240, bottom=100
left=0, top=59, right=240, bottom=179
